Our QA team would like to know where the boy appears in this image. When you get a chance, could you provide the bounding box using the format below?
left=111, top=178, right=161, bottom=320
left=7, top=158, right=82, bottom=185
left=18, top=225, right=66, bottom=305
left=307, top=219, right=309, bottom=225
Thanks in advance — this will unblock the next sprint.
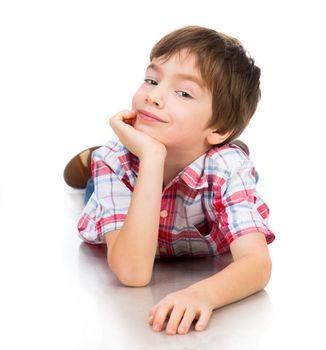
left=65, top=26, right=275, bottom=336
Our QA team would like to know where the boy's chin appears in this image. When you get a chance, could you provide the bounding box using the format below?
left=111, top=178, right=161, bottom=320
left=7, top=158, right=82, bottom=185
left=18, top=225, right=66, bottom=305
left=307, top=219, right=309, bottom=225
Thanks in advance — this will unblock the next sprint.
left=134, top=121, right=167, bottom=144
left=133, top=120, right=143, bottom=131
left=133, top=119, right=150, bottom=133
left=135, top=124, right=155, bottom=137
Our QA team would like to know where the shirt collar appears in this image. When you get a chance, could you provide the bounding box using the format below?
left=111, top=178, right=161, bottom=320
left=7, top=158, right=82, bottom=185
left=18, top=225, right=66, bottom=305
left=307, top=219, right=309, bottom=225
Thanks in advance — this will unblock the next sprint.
left=179, top=153, right=209, bottom=189
left=129, top=148, right=221, bottom=190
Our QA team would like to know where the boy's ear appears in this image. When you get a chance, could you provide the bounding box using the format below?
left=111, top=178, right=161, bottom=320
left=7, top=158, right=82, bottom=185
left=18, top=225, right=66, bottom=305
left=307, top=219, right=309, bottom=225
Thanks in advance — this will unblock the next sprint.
left=206, top=128, right=232, bottom=145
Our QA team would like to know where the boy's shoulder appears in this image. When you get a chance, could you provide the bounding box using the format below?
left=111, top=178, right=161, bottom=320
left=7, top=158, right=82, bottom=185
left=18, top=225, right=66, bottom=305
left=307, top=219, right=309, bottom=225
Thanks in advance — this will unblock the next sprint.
left=205, top=144, right=253, bottom=178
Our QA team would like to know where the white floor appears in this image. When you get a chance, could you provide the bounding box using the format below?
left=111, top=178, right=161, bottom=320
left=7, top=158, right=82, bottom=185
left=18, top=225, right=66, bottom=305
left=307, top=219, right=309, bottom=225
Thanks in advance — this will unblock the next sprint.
left=1, top=169, right=325, bottom=349
left=1, top=1, right=326, bottom=349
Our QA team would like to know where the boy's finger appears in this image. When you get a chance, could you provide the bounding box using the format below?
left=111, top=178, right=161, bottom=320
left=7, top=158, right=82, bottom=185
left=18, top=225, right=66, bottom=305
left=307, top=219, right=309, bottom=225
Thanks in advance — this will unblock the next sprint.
left=148, top=305, right=159, bottom=325
left=152, top=304, right=172, bottom=332
left=121, top=110, right=137, bottom=120
left=148, top=311, right=156, bottom=326
left=195, top=308, right=212, bottom=332
left=177, top=308, right=197, bottom=335
left=110, top=110, right=135, bottom=123
left=166, top=306, right=186, bottom=335
left=122, top=118, right=136, bottom=126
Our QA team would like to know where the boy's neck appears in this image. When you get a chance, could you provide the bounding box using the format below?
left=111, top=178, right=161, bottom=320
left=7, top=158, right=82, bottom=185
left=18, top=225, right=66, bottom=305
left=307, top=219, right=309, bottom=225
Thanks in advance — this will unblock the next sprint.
left=163, top=144, right=212, bottom=187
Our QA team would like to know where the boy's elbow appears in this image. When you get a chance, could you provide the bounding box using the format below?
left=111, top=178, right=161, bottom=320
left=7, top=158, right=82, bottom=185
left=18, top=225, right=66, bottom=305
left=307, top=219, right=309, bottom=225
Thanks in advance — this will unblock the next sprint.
left=260, top=254, right=272, bottom=289
left=107, top=258, right=152, bottom=287
left=113, top=267, right=152, bottom=287
left=118, top=273, right=152, bottom=287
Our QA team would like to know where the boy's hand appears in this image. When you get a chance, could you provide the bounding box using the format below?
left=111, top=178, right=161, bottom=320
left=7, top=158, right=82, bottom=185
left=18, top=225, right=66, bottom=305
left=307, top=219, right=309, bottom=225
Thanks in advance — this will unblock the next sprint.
left=109, top=110, right=167, bottom=160
left=148, top=286, right=214, bottom=335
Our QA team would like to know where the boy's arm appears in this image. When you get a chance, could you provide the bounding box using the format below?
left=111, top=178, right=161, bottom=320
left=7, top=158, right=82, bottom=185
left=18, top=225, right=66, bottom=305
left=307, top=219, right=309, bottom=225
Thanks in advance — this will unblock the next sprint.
left=148, top=233, right=272, bottom=335
left=105, top=110, right=167, bottom=287
left=106, top=153, right=165, bottom=287
left=190, top=232, right=272, bottom=307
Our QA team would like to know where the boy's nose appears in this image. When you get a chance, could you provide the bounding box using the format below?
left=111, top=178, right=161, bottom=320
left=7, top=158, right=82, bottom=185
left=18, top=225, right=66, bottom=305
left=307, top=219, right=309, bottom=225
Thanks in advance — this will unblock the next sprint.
left=145, top=91, right=164, bottom=108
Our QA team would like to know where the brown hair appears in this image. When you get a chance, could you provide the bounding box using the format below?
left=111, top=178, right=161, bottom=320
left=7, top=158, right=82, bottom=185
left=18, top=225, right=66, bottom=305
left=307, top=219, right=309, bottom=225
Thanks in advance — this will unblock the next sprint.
left=150, top=26, right=261, bottom=144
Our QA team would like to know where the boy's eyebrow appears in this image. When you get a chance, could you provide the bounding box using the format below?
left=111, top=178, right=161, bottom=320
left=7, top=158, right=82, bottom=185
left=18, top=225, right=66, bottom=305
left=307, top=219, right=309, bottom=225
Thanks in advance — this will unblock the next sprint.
left=146, top=63, right=204, bottom=88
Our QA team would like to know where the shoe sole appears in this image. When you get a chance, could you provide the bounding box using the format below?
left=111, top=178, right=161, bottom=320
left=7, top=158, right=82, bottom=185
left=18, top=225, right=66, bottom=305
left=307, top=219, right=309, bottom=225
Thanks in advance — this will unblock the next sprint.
left=63, top=146, right=101, bottom=188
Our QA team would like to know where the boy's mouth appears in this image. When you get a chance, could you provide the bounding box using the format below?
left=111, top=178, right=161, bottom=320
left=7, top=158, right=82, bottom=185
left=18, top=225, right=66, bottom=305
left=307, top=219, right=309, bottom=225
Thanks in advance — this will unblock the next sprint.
left=138, top=110, right=167, bottom=123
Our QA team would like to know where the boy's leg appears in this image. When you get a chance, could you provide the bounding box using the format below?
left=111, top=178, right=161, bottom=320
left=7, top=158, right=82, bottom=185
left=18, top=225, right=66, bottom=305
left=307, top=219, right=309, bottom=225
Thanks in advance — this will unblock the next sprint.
left=84, top=178, right=95, bottom=205
left=63, top=146, right=100, bottom=189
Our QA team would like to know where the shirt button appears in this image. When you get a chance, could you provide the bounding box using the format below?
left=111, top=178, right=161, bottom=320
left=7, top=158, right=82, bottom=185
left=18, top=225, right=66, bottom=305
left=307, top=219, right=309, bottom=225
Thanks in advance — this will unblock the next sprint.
left=160, top=209, right=168, bottom=218
left=160, top=246, right=167, bottom=253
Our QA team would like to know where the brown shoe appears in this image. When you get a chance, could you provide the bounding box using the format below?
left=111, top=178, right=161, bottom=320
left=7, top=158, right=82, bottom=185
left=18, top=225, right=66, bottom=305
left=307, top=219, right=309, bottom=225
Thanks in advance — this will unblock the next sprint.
left=231, top=140, right=250, bottom=156
left=63, top=146, right=101, bottom=188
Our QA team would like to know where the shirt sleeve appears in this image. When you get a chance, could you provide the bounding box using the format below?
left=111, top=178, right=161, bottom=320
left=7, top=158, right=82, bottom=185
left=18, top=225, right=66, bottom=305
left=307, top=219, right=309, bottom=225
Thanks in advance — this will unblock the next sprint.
left=214, top=158, right=275, bottom=246
left=77, top=149, right=133, bottom=244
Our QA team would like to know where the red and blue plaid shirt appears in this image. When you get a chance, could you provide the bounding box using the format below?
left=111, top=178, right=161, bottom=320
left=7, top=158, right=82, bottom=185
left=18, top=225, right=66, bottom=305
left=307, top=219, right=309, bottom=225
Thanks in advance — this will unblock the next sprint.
left=77, top=138, right=275, bottom=258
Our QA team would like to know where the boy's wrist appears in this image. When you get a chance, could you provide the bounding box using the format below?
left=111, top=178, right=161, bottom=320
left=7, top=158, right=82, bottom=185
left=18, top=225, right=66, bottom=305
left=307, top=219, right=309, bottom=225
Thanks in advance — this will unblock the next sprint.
left=139, top=146, right=167, bottom=163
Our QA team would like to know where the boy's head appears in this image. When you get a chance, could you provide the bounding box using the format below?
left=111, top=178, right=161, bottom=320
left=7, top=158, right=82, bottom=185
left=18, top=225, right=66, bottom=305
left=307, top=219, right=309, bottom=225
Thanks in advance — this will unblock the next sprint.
left=149, top=26, right=261, bottom=145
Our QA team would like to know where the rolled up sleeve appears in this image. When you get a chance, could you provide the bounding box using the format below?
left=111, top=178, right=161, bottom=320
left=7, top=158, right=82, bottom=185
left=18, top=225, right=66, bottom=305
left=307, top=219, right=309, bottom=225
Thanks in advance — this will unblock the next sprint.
left=77, top=148, right=132, bottom=244
left=215, top=159, right=275, bottom=246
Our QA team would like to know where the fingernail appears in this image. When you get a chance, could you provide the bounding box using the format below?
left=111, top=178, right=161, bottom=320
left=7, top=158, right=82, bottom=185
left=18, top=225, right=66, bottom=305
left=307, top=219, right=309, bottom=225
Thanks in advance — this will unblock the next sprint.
left=167, top=326, right=175, bottom=333
left=178, top=327, right=186, bottom=334
left=153, top=323, right=161, bottom=331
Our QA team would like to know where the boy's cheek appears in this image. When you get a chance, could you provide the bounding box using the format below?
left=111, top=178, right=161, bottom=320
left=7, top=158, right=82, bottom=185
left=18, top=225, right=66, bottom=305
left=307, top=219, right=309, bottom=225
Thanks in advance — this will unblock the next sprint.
left=131, top=89, right=142, bottom=110
left=130, top=95, right=140, bottom=127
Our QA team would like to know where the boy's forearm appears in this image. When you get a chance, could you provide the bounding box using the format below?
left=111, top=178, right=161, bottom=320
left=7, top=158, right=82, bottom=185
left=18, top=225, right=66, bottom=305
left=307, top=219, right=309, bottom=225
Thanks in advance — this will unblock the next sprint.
left=108, top=153, right=165, bottom=286
left=189, top=254, right=272, bottom=310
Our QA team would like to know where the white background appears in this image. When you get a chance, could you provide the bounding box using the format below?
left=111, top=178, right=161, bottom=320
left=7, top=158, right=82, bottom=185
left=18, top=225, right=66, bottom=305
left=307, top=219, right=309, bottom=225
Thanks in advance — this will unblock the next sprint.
left=1, top=0, right=325, bottom=349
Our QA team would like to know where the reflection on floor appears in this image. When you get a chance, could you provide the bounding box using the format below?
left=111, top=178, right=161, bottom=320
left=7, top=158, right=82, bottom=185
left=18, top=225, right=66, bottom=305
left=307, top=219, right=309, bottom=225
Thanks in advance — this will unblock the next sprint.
left=1, top=182, right=325, bottom=350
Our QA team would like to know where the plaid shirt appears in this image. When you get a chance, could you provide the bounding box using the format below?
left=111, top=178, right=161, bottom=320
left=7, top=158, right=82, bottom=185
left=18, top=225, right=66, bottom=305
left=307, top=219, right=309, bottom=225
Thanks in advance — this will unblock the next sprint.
left=77, top=138, right=275, bottom=258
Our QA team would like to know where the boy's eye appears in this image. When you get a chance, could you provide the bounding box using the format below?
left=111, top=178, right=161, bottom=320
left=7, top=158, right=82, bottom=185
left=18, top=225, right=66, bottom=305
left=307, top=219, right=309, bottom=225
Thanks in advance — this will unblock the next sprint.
left=144, top=79, right=157, bottom=85
left=176, top=91, right=193, bottom=99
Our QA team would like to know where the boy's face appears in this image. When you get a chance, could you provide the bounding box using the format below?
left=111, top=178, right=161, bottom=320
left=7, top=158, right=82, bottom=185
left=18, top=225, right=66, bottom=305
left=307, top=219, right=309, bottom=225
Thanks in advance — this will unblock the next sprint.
left=132, top=50, right=223, bottom=153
